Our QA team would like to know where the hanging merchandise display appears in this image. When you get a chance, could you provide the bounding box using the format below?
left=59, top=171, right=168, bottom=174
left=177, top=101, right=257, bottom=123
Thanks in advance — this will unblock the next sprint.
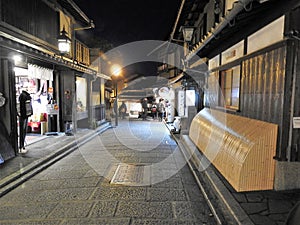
left=15, top=64, right=56, bottom=135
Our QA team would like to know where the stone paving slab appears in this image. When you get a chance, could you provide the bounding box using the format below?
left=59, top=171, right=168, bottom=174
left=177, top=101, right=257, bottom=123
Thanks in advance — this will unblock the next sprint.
left=0, top=120, right=220, bottom=224
left=0, top=122, right=111, bottom=197
left=61, top=218, right=131, bottom=225
left=0, top=219, right=62, bottom=225
left=1, top=119, right=299, bottom=224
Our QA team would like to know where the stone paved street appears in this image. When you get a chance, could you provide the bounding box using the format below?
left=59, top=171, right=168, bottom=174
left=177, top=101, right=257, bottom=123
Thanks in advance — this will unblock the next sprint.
left=231, top=186, right=300, bottom=225
left=0, top=120, right=219, bottom=224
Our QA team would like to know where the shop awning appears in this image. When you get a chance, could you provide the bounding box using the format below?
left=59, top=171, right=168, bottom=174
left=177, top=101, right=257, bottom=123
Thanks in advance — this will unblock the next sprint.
left=28, top=64, right=53, bottom=81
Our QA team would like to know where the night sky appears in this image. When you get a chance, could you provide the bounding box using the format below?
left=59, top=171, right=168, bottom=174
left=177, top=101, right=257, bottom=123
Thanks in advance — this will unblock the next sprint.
left=73, top=0, right=182, bottom=77
left=73, top=0, right=182, bottom=46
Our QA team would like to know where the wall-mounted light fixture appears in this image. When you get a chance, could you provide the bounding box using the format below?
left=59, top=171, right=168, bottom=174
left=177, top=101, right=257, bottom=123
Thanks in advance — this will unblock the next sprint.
left=180, top=26, right=195, bottom=42
left=57, top=26, right=71, bottom=55
left=13, top=55, right=22, bottom=65
left=11, top=54, right=28, bottom=68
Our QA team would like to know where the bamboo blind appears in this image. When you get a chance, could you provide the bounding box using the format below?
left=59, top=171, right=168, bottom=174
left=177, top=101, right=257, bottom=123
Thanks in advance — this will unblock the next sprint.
left=189, top=108, right=278, bottom=192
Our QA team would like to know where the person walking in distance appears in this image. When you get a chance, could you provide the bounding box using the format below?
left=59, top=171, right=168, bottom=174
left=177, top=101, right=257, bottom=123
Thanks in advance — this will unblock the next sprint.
left=119, top=101, right=127, bottom=119
left=18, top=90, right=33, bottom=153
left=157, top=98, right=165, bottom=121
left=141, top=98, right=148, bottom=120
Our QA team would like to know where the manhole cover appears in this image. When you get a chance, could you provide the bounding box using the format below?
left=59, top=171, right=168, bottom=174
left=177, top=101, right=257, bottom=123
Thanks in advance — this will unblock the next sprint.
left=111, top=164, right=149, bottom=186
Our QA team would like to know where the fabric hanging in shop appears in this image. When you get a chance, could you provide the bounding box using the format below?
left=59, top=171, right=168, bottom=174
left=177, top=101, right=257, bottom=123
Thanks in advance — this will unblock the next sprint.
left=28, top=64, right=53, bottom=81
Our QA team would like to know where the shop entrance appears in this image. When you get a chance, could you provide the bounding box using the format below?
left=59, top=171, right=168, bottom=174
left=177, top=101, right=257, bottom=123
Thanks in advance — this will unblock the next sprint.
left=14, top=64, right=57, bottom=147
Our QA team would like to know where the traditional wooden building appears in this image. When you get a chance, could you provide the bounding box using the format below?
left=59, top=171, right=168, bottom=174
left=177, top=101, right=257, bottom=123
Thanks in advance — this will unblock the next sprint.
left=0, top=0, right=108, bottom=163
left=170, top=0, right=300, bottom=190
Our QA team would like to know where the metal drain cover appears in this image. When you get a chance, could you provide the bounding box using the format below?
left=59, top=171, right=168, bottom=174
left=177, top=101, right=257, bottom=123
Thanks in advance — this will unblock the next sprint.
left=111, top=164, right=149, bottom=185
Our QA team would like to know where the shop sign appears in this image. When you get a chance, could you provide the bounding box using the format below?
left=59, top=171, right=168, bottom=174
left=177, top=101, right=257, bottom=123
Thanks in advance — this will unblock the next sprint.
left=221, top=40, right=244, bottom=65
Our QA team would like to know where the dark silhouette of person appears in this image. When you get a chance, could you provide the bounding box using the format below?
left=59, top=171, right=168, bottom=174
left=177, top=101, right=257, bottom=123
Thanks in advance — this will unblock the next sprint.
left=157, top=98, right=165, bottom=121
left=18, top=90, right=32, bottom=152
left=119, top=101, right=127, bottom=119
left=141, top=98, right=148, bottom=120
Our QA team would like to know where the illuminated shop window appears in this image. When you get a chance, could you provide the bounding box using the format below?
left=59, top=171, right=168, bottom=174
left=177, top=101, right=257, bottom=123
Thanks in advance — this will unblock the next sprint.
left=76, top=77, right=87, bottom=112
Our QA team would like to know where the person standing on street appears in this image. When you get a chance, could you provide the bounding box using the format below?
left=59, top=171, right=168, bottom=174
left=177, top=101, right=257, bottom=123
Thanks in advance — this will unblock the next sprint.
left=141, top=98, right=148, bottom=120
left=18, top=90, right=33, bottom=153
left=157, top=98, right=165, bottom=121
left=119, top=101, right=127, bottom=119
left=151, top=102, right=158, bottom=120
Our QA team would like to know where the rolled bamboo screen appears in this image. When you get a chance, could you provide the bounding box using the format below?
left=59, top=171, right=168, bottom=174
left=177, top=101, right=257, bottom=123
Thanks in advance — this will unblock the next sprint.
left=189, top=108, right=278, bottom=192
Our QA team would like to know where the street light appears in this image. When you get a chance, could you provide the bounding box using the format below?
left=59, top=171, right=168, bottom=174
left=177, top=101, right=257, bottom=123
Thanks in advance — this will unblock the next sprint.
left=180, top=26, right=195, bottom=43
left=111, top=64, right=122, bottom=126
left=57, top=26, right=71, bottom=55
left=180, top=26, right=195, bottom=65
left=180, top=26, right=195, bottom=119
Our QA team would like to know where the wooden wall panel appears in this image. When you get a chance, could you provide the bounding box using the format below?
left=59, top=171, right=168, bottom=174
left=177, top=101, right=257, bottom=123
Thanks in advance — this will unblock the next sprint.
left=240, top=45, right=286, bottom=160
left=241, top=46, right=286, bottom=124
left=290, top=40, right=300, bottom=161
left=1, top=0, right=58, bottom=46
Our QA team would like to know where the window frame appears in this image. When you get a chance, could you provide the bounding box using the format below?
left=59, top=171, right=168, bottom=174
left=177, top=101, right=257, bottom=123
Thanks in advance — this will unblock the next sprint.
left=219, top=65, right=241, bottom=110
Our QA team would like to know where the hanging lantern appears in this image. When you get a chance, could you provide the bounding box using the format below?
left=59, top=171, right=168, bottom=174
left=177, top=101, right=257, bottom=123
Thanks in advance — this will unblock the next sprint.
left=57, top=27, right=71, bottom=55
left=180, top=26, right=195, bottom=42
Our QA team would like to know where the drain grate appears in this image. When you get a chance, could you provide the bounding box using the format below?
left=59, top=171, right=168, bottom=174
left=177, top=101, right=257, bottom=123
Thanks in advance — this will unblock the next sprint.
left=110, top=164, right=149, bottom=185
